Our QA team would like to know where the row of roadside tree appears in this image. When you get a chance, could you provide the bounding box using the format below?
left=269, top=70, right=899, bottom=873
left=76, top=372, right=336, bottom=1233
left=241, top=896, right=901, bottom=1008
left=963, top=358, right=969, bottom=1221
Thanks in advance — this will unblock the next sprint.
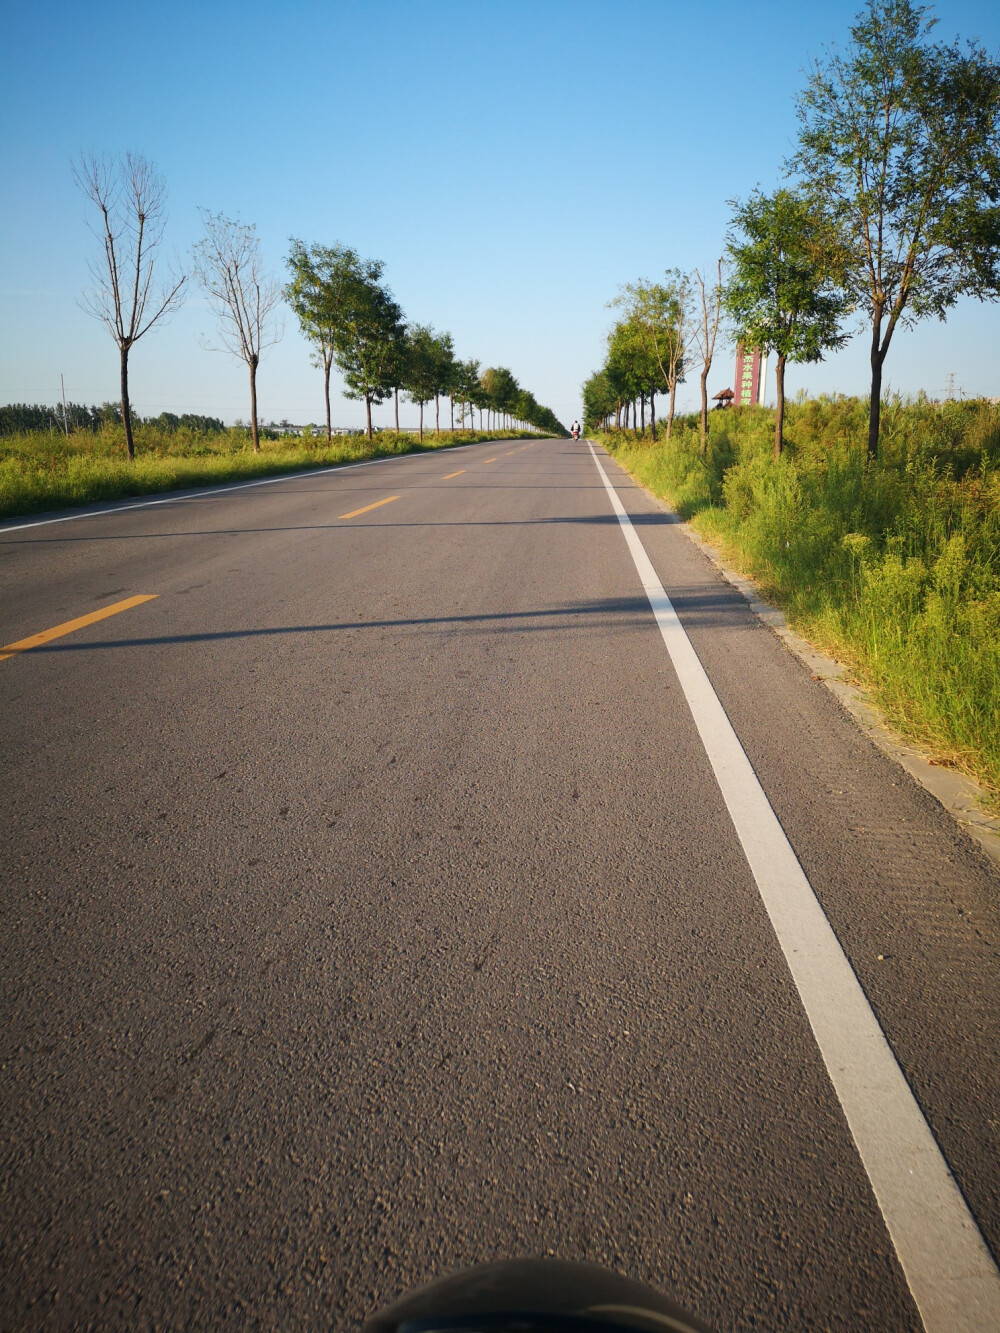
left=284, top=240, right=563, bottom=446
left=584, top=0, right=1000, bottom=462
left=72, top=156, right=563, bottom=462
left=0, top=402, right=226, bottom=437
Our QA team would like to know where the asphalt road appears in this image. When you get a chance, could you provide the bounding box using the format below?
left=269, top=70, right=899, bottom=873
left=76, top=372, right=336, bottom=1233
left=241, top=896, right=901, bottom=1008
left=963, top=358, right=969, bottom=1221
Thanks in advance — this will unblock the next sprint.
left=2, top=437, right=998, bottom=1331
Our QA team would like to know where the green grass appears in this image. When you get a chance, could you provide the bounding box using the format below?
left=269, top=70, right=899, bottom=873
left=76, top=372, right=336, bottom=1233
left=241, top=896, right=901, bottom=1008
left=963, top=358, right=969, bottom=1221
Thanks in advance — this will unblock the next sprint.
left=599, top=396, right=1000, bottom=809
left=0, top=424, right=543, bottom=519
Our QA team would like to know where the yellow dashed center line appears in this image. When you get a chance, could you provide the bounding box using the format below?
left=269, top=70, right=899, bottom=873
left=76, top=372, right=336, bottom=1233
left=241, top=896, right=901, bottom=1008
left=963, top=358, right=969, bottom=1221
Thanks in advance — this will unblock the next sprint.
left=483, top=458, right=498, bottom=464
left=442, top=470, right=466, bottom=479
left=339, top=495, right=400, bottom=519
left=0, top=595, right=158, bottom=663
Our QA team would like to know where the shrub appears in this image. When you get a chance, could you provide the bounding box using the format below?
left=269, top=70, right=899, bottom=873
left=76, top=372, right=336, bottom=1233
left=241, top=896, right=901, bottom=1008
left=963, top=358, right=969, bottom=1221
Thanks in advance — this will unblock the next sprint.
left=598, top=396, right=1000, bottom=805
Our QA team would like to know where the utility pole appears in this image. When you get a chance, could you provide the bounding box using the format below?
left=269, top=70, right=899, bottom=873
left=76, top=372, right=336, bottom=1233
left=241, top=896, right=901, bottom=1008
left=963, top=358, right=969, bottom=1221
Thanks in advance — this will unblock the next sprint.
left=946, top=372, right=955, bottom=401
left=60, top=374, right=69, bottom=436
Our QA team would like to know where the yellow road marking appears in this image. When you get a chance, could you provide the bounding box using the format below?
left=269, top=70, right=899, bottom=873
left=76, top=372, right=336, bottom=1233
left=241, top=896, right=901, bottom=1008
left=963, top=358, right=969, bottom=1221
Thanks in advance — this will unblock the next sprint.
left=442, top=470, right=466, bottom=479
left=0, top=595, right=158, bottom=663
left=483, top=458, right=497, bottom=464
left=505, top=449, right=518, bottom=455
left=339, top=495, right=400, bottom=519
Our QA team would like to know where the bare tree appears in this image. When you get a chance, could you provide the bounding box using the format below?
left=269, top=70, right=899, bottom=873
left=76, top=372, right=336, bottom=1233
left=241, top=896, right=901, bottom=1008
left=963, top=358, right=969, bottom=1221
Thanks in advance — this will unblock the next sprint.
left=75, top=152, right=186, bottom=461
left=192, top=211, right=283, bottom=452
left=692, top=259, right=726, bottom=455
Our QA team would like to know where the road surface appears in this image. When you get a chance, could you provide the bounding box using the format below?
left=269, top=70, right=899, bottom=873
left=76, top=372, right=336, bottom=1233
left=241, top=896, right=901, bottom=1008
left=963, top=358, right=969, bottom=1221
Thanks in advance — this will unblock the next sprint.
left=2, top=437, right=998, bottom=1330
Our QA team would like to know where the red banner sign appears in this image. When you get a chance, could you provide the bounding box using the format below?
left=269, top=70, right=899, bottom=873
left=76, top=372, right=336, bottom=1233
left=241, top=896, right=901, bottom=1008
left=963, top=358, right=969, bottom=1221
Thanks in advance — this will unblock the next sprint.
left=734, top=344, right=763, bottom=406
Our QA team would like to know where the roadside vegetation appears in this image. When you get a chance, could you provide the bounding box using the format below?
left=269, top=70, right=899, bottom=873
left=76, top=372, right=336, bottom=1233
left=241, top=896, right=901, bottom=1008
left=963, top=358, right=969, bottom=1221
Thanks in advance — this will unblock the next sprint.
left=63, top=154, right=563, bottom=464
left=598, top=396, right=1000, bottom=808
left=585, top=1, right=1000, bottom=465
left=583, top=1, right=1000, bottom=806
left=0, top=419, right=542, bottom=519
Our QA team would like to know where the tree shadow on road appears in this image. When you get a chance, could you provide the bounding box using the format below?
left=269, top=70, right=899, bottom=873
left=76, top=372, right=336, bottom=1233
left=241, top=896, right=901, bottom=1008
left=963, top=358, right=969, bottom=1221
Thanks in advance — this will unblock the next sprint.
left=26, top=587, right=747, bottom=655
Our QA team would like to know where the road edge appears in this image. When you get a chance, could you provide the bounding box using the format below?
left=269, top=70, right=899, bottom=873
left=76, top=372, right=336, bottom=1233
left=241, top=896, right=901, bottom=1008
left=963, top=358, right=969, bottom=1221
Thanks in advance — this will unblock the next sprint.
left=605, top=449, right=1000, bottom=872
left=0, top=435, right=531, bottom=534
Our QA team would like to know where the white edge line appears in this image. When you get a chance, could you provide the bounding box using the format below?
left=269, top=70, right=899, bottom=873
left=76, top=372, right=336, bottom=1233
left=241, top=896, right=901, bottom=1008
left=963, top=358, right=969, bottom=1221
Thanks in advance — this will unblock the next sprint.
left=587, top=440, right=1000, bottom=1333
left=0, top=436, right=505, bottom=535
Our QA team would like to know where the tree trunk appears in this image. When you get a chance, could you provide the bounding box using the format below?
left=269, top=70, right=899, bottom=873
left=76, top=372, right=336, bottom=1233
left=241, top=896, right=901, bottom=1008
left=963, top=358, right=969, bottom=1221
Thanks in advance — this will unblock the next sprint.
left=394, top=387, right=399, bottom=433
left=435, top=392, right=440, bottom=434
left=249, top=358, right=260, bottom=453
left=324, top=355, right=332, bottom=443
left=699, top=367, right=710, bottom=456
left=868, top=329, right=884, bottom=464
left=667, top=380, right=677, bottom=440
left=365, top=395, right=373, bottom=441
left=450, top=396, right=454, bottom=431
left=419, top=400, right=424, bottom=442
left=120, top=345, right=135, bottom=462
left=640, top=392, right=646, bottom=437
left=774, top=353, right=787, bottom=460
left=650, top=391, right=656, bottom=442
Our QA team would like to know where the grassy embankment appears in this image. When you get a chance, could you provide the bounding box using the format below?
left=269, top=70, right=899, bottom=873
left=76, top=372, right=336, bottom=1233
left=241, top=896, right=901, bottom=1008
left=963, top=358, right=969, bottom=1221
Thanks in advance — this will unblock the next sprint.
left=0, top=424, right=543, bottom=520
left=598, top=396, right=1000, bottom=809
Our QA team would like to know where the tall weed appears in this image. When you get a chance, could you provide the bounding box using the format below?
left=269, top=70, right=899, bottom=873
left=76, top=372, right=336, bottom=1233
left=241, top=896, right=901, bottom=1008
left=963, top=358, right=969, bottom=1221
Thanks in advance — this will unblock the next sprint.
left=0, top=426, right=540, bottom=519
left=600, top=397, right=1000, bottom=807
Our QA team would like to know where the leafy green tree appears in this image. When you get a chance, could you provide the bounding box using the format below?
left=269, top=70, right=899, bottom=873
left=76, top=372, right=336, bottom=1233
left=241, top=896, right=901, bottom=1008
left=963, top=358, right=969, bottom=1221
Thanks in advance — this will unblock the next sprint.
left=481, top=366, right=520, bottom=430
left=515, top=388, right=539, bottom=430
left=380, top=324, right=410, bottom=433
left=498, top=368, right=521, bottom=428
left=613, top=272, right=690, bottom=438
left=724, top=188, right=850, bottom=457
left=403, top=324, right=439, bottom=440
left=609, top=297, right=650, bottom=435
left=471, top=366, right=491, bottom=430
left=480, top=367, right=502, bottom=431
left=285, top=240, right=379, bottom=442
left=193, top=211, right=283, bottom=453
left=793, top=0, right=1000, bottom=461
left=601, top=349, right=631, bottom=430
left=453, top=358, right=481, bottom=430
left=582, top=370, right=617, bottom=433
left=0, top=402, right=109, bottom=435
left=605, top=321, right=638, bottom=430
left=75, top=152, right=186, bottom=461
left=604, top=316, right=661, bottom=433
left=431, top=331, right=455, bottom=433
left=333, top=270, right=405, bottom=440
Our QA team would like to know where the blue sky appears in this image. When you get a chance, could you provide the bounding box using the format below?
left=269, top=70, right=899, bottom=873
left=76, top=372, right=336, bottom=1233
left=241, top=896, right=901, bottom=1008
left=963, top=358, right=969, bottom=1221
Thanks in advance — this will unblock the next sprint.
left=2, top=0, right=999, bottom=428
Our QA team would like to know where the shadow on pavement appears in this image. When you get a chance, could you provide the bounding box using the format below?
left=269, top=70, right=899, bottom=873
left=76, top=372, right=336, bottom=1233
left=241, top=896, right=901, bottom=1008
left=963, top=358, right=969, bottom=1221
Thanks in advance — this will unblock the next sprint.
left=26, top=588, right=746, bottom=655
left=4, top=510, right=680, bottom=547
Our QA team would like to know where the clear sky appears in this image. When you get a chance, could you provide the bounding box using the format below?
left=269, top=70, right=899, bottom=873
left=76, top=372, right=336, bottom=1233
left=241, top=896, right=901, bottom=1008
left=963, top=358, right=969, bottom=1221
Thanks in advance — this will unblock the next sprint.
left=2, top=0, right=999, bottom=429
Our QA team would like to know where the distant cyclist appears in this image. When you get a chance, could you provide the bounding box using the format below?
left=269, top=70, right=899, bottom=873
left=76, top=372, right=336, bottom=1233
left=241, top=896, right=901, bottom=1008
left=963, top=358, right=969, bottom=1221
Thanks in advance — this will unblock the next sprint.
left=571, top=420, right=581, bottom=439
